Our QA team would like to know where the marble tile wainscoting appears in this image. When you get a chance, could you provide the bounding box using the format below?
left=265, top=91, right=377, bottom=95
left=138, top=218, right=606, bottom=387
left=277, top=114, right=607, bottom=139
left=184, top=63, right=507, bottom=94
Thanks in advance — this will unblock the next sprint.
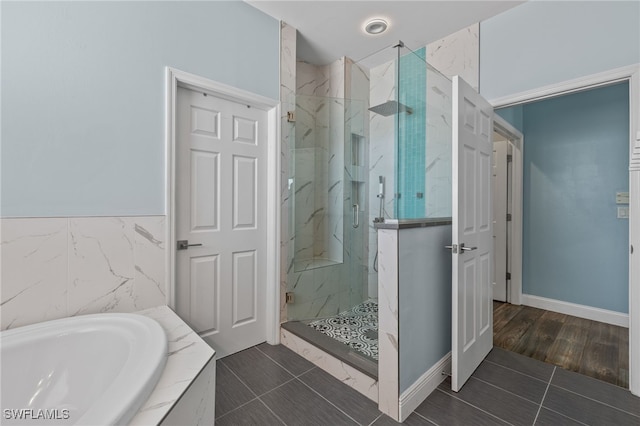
left=1, top=216, right=166, bottom=330
left=132, top=305, right=215, bottom=426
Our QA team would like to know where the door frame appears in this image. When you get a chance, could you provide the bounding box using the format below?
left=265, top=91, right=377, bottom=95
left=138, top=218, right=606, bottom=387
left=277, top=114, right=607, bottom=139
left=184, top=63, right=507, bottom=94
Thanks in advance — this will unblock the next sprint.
left=493, top=115, right=523, bottom=306
left=488, top=63, right=640, bottom=396
left=165, top=67, right=281, bottom=345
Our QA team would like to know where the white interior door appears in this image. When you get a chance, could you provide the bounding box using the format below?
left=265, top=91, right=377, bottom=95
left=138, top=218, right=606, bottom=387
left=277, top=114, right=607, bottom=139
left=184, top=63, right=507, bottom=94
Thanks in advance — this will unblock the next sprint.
left=492, top=137, right=508, bottom=302
left=175, top=86, right=267, bottom=358
left=451, top=76, right=494, bottom=392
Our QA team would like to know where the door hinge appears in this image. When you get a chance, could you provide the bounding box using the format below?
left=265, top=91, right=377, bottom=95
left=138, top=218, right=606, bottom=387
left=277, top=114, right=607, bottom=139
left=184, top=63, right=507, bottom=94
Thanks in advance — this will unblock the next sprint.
left=506, top=213, right=512, bottom=222
left=286, top=292, right=295, bottom=304
left=287, top=111, right=295, bottom=122
left=507, top=154, right=513, bottom=163
left=506, top=272, right=511, bottom=280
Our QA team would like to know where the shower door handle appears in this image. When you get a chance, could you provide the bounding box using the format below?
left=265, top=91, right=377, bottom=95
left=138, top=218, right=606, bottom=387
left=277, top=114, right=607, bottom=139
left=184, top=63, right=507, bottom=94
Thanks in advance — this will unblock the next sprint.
left=353, top=203, right=359, bottom=228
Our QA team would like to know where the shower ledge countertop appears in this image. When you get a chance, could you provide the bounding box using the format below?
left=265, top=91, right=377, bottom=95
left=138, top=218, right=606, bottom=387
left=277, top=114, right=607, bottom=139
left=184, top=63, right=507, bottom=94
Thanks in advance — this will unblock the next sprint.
left=128, top=305, right=215, bottom=426
left=374, top=217, right=452, bottom=229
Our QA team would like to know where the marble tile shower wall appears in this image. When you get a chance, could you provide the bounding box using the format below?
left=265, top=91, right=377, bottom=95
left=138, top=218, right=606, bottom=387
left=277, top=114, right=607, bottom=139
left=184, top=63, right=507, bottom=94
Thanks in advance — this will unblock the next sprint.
left=368, top=60, right=397, bottom=298
left=366, top=26, right=478, bottom=293
left=346, top=59, right=371, bottom=300
left=425, top=24, right=479, bottom=91
left=1, top=216, right=166, bottom=330
left=285, top=57, right=372, bottom=321
left=288, top=57, right=358, bottom=320
left=425, top=68, right=453, bottom=218
left=294, top=61, right=344, bottom=266
left=424, top=24, right=478, bottom=218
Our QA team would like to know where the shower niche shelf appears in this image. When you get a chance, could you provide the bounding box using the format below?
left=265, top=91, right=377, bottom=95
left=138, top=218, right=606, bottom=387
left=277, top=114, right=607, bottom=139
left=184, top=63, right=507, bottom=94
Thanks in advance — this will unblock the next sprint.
left=294, top=257, right=343, bottom=272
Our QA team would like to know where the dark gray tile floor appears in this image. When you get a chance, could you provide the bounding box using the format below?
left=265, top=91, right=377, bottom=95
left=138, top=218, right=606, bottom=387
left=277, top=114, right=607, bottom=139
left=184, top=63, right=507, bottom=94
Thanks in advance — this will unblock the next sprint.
left=216, top=343, right=640, bottom=425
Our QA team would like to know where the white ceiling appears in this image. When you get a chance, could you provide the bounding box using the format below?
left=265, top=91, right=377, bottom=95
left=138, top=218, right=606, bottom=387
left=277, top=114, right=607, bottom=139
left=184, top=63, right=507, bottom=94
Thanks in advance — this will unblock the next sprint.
left=246, top=0, right=526, bottom=68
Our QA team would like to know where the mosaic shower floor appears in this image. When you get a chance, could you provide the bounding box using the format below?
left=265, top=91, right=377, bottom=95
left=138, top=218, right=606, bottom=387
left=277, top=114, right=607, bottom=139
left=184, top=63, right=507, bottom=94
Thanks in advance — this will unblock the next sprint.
left=307, top=300, right=378, bottom=360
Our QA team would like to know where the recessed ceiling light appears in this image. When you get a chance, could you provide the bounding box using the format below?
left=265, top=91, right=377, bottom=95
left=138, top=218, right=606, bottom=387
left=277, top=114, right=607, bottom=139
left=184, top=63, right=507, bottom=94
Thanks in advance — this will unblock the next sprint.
left=364, top=19, right=388, bottom=35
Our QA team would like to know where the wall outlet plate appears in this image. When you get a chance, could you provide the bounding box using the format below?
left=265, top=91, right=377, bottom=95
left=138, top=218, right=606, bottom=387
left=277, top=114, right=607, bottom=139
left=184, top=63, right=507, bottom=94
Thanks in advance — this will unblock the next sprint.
left=618, top=206, right=629, bottom=219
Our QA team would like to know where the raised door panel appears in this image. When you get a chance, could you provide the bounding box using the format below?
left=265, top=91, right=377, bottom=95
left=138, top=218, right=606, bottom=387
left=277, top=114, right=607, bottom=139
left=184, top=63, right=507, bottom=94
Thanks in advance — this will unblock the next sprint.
left=233, top=156, right=257, bottom=230
left=190, top=106, right=220, bottom=139
left=233, top=116, right=258, bottom=145
left=190, top=151, right=219, bottom=232
left=479, top=152, right=491, bottom=232
left=232, top=250, right=257, bottom=326
left=189, top=255, right=219, bottom=334
left=463, top=259, right=477, bottom=350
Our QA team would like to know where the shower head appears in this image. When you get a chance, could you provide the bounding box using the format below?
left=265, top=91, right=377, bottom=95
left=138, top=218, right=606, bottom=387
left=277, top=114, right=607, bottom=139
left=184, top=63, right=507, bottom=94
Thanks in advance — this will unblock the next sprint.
left=368, top=100, right=413, bottom=117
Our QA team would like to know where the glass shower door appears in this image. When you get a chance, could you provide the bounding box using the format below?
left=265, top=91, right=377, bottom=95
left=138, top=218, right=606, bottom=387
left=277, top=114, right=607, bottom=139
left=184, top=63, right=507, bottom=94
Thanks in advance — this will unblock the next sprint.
left=286, top=95, right=368, bottom=322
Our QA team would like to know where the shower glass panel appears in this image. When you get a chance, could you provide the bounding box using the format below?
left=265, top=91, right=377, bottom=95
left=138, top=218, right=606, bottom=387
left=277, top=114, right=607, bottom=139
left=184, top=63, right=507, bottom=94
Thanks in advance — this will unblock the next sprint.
left=396, top=47, right=453, bottom=219
left=365, top=44, right=453, bottom=220
left=287, top=95, right=368, bottom=325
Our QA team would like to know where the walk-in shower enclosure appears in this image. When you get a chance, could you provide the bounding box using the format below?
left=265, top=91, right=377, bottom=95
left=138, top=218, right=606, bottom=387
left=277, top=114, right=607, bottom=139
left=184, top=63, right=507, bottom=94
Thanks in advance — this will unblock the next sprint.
left=283, top=45, right=454, bottom=371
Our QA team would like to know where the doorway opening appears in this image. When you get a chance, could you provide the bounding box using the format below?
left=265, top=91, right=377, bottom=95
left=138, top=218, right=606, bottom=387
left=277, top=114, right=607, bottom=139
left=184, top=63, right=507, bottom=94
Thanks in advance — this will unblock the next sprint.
left=165, top=68, right=281, bottom=358
left=490, top=69, right=637, bottom=393
left=492, top=116, right=523, bottom=305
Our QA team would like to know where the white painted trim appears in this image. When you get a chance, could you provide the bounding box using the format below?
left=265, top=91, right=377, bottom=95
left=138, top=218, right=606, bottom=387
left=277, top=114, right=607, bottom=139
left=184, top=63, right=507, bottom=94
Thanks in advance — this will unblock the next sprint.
left=489, top=64, right=640, bottom=109
left=521, top=294, right=629, bottom=328
left=398, top=353, right=451, bottom=423
left=265, top=105, right=281, bottom=345
left=629, top=68, right=640, bottom=397
left=630, top=171, right=640, bottom=396
left=165, top=67, right=280, bottom=345
left=493, top=115, right=523, bottom=306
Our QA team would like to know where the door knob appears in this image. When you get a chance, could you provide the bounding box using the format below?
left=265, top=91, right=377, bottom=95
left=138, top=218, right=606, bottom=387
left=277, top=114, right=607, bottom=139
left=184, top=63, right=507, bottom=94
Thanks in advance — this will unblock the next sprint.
left=177, top=240, right=203, bottom=250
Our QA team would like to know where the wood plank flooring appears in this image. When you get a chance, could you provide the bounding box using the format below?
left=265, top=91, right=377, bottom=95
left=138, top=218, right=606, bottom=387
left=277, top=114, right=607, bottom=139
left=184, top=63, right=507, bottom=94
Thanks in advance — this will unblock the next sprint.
left=493, top=302, right=629, bottom=388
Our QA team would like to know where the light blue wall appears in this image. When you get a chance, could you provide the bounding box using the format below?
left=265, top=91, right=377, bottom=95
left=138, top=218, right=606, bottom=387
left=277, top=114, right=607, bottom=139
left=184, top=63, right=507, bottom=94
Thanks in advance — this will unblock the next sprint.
left=517, top=83, right=629, bottom=313
left=399, top=225, right=452, bottom=393
left=495, top=105, right=523, bottom=134
left=480, top=1, right=640, bottom=100
left=1, top=1, right=279, bottom=217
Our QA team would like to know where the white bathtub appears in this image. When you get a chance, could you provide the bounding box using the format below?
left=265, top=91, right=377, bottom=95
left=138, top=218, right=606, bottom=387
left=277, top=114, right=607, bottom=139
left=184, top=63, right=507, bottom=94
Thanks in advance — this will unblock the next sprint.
left=1, top=313, right=167, bottom=425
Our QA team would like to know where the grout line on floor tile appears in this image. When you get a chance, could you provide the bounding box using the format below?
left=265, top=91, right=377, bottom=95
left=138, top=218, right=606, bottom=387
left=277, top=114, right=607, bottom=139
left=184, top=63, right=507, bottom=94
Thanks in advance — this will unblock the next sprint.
left=255, top=344, right=317, bottom=378
left=215, top=396, right=260, bottom=421
left=219, top=360, right=260, bottom=398
left=256, top=397, right=288, bottom=425
left=470, top=375, right=542, bottom=406
left=483, top=358, right=552, bottom=384
left=411, top=410, right=439, bottom=425
left=537, top=407, right=590, bottom=426
left=367, top=414, right=382, bottom=426
left=434, top=388, right=516, bottom=426
left=294, top=376, right=364, bottom=425
left=547, top=383, right=640, bottom=419
left=255, top=377, right=298, bottom=398
left=533, top=366, right=555, bottom=424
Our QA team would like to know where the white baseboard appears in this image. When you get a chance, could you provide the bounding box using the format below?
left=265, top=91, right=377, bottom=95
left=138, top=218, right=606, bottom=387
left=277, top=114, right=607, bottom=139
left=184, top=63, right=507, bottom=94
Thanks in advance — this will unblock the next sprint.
left=521, top=294, right=629, bottom=328
left=398, top=352, right=451, bottom=422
